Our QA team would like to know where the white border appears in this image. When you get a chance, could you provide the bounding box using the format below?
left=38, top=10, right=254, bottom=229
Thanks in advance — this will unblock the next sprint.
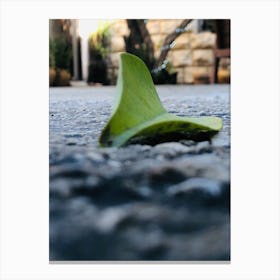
left=0, top=0, right=279, bottom=279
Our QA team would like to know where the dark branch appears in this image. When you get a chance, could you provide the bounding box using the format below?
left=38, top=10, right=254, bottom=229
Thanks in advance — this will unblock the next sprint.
left=155, top=19, right=193, bottom=68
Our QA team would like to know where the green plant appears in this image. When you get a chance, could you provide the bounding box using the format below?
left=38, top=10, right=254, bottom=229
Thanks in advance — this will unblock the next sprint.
left=88, top=21, right=111, bottom=59
left=49, top=37, right=72, bottom=71
left=87, top=21, right=111, bottom=84
left=99, top=53, right=222, bottom=147
left=49, top=39, right=56, bottom=68
left=165, top=61, right=176, bottom=75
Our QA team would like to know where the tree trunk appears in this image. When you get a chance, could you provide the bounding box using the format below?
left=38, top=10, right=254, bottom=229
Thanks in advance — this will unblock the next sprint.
left=124, top=20, right=155, bottom=69
left=124, top=19, right=193, bottom=84
left=155, top=19, right=192, bottom=68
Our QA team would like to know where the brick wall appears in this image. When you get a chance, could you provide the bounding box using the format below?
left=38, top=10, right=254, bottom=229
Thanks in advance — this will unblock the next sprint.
left=106, top=19, right=228, bottom=84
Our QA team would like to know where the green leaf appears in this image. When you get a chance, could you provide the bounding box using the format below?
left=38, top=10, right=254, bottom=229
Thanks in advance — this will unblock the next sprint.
left=99, top=53, right=222, bottom=147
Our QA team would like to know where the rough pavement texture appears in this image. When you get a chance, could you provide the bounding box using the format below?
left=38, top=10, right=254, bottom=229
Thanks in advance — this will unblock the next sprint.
left=49, top=85, right=230, bottom=261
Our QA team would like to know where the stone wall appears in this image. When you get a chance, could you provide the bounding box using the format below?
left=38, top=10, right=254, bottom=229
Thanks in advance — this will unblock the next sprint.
left=105, top=20, right=129, bottom=84
left=106, top=19, right=229, bottom=84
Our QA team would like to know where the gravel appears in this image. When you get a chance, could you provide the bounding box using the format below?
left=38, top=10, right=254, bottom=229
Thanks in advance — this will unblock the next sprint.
left=49, top=85, right=230, bottom=261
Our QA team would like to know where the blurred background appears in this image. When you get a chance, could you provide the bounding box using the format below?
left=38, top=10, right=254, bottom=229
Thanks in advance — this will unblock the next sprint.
left=49, top=19, right=230, bottom=87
